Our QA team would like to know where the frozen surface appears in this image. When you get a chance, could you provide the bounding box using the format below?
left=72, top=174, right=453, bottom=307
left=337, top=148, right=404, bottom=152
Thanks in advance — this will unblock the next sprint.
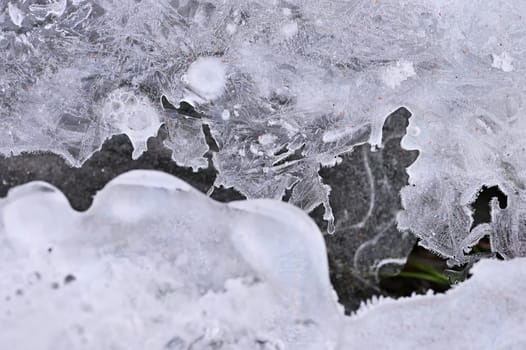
left=0, top=171, right=525, bottom=349
left=1, top=1, right=526, bottom=266
left=183, top=57, right=227, bottom=103
left=0, top=170, right=342, bottom=349
left=345, top=257, right=526, bottom=349
left=101, top=88, right=162, bottom=159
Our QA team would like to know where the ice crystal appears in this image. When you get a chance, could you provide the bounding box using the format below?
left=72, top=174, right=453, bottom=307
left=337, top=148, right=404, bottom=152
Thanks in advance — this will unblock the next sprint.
left=1, top=0, right=526, bottom=264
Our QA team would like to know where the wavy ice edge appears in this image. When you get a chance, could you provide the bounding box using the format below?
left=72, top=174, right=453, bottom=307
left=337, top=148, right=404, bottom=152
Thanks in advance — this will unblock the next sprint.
left=0, top=170, right=342, bottom=349
left=0, top=170, right=525, bottom=349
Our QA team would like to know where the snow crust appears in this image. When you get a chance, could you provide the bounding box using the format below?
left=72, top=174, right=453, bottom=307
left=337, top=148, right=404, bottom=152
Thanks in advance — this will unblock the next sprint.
left=0, top=170, right=342, bottom=349
left=1, top=171, right=525, bottom=349
left=346, top=258, right=526, bottom=349
left=1, top=0, right=526, bottom=269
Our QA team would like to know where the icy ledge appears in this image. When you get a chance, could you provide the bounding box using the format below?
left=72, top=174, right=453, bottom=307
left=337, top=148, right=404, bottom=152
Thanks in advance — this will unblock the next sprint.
left=0, top=170, right=524, bottom=349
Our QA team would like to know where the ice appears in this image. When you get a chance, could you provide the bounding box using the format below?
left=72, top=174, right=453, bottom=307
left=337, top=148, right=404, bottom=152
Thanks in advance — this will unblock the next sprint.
left=280, top=21, right=299, bottom=39
left=344, top=258, right=526, bottom=349
left=101, top=89, right=162, bottom=159
left=183, top=57, right=227, bottom=103
left=1, top=0, right=526, bottom=269
left=7, top=3, right=23, bottom=27
left=0, top=170, right=342, bottom=349
left=492, top=52, right=514, bottom=72
left=381, top=61, right=416, bottom=89
left=1, top=171, right=525, bottom=349
left=221, top=109, right=231, bottom=120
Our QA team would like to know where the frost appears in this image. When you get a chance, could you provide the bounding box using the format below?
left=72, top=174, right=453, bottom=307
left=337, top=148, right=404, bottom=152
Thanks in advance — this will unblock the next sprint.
left=183, top=57, right=227, bottom=102
left=2, top=1, right=526, bottom=266
left=381, top=61, right=416, bottom=89
left=492, top=52, right=514, bottom=72
left=101, top=89, right=162, bottom=159
left=0, top=171, right=525, bottom=349
left=281, top=21, right=298, bottom=39
left=7, top=3, right=24, bottom=27
left=221, top=109, right=231, bottom=121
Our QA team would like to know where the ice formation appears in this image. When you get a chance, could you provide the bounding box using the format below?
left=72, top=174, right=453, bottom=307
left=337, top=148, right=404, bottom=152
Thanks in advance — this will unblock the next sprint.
left=1, top=171, right=525, bottom=349
left=183, top=57, right=227, bottom=103
left=101, top=88, right=162, bottom=159
left=1, top=0, right=526, bottom=269
left=345, top=257, right=526, bottom=349
left=0, top=170, right=342, bottom=349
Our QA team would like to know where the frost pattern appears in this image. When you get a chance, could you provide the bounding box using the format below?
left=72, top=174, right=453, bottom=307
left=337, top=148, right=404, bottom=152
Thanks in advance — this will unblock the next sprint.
left=0, top=171, right=525, bottom=349
left=1, top=1, right=526, bottom=262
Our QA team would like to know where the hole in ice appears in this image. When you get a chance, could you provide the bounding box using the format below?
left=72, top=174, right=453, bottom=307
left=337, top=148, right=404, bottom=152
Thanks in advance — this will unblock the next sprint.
left=162, top=97, right=204, bottom=119
left=273, top=146, right=288, bottom=156
left=160, top=95, right=177, bottom=110
left=202, top=124, right=219, bottom=152
left=64, top=274, right=76, bottom=284
left=176, top=101, right=203, bottom=119
left=465, top=235, right=492, bottom=258
left=470, top=185, right=508, bottom=230
left=0, top=131, right=244, bottom=211
left=379, top=245, right=450, bottom=298
left=272, top=144, right=305, bottom=167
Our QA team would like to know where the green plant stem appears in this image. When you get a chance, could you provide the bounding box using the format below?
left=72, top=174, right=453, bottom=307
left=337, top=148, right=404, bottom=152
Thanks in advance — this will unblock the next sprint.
left=406, top=258, right=449, bottom=282
left=397, top=271, right=450, bottom=285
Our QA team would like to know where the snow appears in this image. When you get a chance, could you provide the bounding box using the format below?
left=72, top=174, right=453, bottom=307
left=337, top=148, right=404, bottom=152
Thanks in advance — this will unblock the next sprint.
left=1, top=171, right=525, bottom=349
left=492, top=52, right=514, bottom=72
left=221, top=109, right=231, bottom=120
left=257, top=133, right=277, bottom=145
left=281, top=21, right=298, bottom=39
left=381, top=61, right=416, bottom=89
left=184, top=57, right=227, bottom=102
left=345, top=258, right=526, bottom=349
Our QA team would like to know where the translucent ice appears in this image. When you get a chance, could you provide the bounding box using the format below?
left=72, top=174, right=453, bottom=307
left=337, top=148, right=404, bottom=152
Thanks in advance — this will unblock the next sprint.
left=101, top=89, right=162, bottom=159
left=2, top=0, right=526, bottom=266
